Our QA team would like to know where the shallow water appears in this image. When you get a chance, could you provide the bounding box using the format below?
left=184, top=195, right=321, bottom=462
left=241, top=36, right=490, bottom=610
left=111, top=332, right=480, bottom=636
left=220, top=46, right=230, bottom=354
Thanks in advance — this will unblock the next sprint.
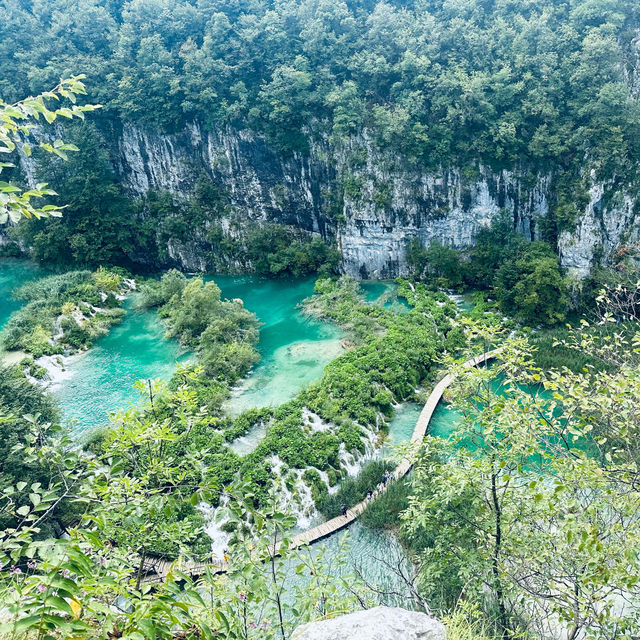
left=213, top=275, right=344, bottom=415
left=52, top=274, right=342, bottom=431
left=0, top=258, right=48, bottom=330
left=287, top=521, right=417, bottom=609
left=54, top=298, right=190, bottom=433
left=360, top=279, right=409, bottom=311
left=380, top=402, right=423, bottom=460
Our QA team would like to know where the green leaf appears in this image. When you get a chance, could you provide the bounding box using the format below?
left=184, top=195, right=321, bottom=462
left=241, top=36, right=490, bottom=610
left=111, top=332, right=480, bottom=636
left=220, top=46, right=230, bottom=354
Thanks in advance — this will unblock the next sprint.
left=45, top=596, right=74, bottom=616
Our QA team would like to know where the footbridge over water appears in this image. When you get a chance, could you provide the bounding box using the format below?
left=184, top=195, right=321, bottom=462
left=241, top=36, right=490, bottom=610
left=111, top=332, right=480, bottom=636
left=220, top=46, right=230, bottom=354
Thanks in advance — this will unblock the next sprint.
left=142, top=350, right=496, bottom=583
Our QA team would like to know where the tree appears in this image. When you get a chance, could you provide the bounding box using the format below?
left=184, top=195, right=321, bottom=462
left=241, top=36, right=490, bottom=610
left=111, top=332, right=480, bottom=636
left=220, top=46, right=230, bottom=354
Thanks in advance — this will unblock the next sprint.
left=0, top=409, right=376, bottom=640
left=18, top=122, right=138, bottom=266
left=467, top=213, right=526, bottom=289
left=495, top=242, right=569, bottom=325
left=404, top=321, right=640, bottom=638
left=407, top=238, right=467, bottom=288
left=0, top=77, right=98, bottom=224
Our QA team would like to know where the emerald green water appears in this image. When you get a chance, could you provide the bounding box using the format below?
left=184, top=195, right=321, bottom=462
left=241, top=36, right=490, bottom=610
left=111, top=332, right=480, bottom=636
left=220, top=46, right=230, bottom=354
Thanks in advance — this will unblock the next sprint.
left=0, top=258, right=48, bottom=330
left=212, top=275, right=344, bottom=416
left=381, top=402, right=423, bottom=459
left=360, top=280, right=409, bottom=311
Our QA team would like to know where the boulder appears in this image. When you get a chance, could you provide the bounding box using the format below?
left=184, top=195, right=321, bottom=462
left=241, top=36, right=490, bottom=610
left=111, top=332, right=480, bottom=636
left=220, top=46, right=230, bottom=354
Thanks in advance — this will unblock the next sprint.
left=291, top=606, right=446, bottom=640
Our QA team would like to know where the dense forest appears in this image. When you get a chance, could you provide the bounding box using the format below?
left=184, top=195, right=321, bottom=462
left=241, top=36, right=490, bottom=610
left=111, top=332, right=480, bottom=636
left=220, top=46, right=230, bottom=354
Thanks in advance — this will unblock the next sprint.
left=2, top=0, right=640, bottom=279
left=2, top=0, right=639, bottom=174
left=3, top=1, right=640, bottom=639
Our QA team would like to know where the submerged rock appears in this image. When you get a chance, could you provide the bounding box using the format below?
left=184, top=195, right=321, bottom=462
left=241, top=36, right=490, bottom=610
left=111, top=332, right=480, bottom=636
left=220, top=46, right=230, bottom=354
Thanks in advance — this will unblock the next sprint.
left=291, top=606, right=446, bottom=640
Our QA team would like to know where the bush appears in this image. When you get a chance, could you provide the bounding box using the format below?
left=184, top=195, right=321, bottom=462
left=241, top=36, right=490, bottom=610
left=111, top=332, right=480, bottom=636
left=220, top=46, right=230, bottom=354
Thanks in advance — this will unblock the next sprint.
left=317, top=460, right=390, bottom=518
left=246, top=224, right=340, bottom=277
left=495, top=243, right=569, bottom=325
left=360, top=478, right=411, bottom=530
left=1, top=269, right=126, bottom=355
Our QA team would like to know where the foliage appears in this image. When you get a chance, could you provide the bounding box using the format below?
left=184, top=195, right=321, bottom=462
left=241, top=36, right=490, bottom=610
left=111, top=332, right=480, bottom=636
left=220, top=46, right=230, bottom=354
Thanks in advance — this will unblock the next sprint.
left=359, top=477, right=411, bottom=531
left=403, top=320, right=640, bottom=638
left=245, top=224, right=340, bottom=277
left=1, top=269, right=128, bottom=355
left=466, top=213, right=527, bottom=290
left=0, top=411, right=380, bottom=640
left=407, top=239, right=467, bottom=289
left=2, top=1, right=639, bottom=181
left=494, top=242, right=569, bottom=325
left=0, top=77, right=98, bottom=224
left=407, top=215, right=570, bottom=325
left=140, top=271, right=260, bottom=382
left=18, top=123, right=139, bottom=267
left=317, top=460, right=389, bottom=518
left=0, top=365, right=60, bottom=532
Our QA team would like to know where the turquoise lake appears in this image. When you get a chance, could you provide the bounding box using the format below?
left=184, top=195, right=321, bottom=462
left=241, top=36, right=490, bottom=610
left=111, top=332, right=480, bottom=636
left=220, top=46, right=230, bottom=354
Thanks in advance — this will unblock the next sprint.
left=0, top=259, right=454, bottom=588
left=53, top=274, right=343, bottom=431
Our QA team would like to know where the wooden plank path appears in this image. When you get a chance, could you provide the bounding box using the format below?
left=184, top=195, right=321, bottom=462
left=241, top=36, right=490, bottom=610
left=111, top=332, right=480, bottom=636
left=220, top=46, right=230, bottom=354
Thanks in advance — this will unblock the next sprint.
left=142, top=350, right=496, bottom=583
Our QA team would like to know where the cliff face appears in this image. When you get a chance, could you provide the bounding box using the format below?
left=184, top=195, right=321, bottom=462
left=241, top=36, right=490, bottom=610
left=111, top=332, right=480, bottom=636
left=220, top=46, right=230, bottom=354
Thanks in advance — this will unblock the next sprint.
left=11, top=118, right=635, bottom=278
left=111, top=120, right=640, bottom=279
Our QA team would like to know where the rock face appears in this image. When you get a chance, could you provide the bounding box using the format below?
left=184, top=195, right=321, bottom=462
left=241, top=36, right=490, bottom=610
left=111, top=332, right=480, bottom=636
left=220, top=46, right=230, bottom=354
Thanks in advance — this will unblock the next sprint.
left=110, top=121, right=640, bottom=279
left=291, top=606, right=446, bottom=640
left=16, top=118, right=640, bottom=278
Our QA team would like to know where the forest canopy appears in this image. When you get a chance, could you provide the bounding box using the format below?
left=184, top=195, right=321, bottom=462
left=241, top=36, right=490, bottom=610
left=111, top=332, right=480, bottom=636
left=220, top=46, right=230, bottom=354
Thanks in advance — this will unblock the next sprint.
left=1, top=0, right=639, bottom=179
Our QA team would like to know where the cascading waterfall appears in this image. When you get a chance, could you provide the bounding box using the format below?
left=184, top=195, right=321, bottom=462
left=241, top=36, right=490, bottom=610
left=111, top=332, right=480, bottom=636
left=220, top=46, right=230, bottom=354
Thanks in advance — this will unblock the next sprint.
left=202, top=494, right=231, bottom=561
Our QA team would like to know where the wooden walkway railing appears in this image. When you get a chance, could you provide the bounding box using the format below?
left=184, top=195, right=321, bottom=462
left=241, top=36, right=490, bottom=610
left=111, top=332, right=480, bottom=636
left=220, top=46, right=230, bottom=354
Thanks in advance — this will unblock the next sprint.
left=142, top=350, right=496, bottom=582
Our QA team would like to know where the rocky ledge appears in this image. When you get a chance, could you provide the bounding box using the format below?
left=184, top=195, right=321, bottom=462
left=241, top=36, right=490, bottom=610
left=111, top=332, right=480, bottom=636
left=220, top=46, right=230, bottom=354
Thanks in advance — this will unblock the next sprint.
left=291, top=606, right=446, bottom=640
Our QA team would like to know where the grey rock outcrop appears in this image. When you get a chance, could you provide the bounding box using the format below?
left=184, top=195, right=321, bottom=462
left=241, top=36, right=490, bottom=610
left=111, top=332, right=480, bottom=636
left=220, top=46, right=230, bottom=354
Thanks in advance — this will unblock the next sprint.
left=110, top=121, right=640, bottom=279
left=14, top=118, right=640, bottom=279
left=291, top=606, right=446, bottom=640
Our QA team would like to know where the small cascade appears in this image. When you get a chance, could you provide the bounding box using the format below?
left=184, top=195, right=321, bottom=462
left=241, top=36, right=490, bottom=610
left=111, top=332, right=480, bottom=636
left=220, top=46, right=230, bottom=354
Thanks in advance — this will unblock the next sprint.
left=317, top=469, right=339, bottom=495
left=229, top=421, right=267, bottom=456
left=202, top=495, right=231, bottom=561
left=292, top=475, right=318, bottom=529
left=302, top=408, right=332, bottom=433
left=267, top=456, right=320, bottom=529
left=36, top=353, right=76, bottom=391
left=338, top=443, right=361, bottom=477
left=446, top=290, right=473, bottom=312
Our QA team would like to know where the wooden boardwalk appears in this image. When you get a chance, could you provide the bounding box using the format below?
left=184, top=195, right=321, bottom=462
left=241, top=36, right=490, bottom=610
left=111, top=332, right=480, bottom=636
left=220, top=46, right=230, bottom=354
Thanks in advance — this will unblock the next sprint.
left=142, top=350, right=496, bottom=582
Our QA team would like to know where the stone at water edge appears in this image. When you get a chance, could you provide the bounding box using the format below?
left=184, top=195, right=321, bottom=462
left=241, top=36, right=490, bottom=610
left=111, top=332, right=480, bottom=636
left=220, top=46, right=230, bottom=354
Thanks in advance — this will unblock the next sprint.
left=291, top=606, right=446, bottom=640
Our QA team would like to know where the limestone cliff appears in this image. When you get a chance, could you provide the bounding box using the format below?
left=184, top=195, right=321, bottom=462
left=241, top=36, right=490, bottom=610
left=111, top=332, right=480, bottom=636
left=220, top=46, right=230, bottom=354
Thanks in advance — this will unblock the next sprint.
left=13, top=119, right=640, bottom=279
left=111, top=121, right=640, bottom=279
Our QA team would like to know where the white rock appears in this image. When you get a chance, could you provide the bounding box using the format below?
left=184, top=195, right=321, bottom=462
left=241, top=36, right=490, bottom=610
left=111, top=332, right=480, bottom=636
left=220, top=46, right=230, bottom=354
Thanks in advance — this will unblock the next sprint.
left=291, top=606, right=446, bottom=640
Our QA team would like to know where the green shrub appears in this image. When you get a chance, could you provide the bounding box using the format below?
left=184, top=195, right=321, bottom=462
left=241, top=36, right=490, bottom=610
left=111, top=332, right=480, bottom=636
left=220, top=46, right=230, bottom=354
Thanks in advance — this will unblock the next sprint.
left=317, top=460, right=390, bottom=518
left=360, top=478, right=411, bottom=530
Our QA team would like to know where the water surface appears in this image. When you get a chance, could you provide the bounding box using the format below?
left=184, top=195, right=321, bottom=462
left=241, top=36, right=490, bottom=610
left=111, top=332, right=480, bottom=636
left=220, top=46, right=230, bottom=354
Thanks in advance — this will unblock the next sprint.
left=213, top=275, right=344, bottom=415
left=54, top=275, right=343, bottom=431
left=54, top=299, right=189, bottom=432
left=0, top=258, right=48, bottom=329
